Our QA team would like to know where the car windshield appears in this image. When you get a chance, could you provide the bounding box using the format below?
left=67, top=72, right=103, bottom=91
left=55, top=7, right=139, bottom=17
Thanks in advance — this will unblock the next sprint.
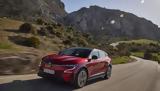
left=59, top=48, right=92, bottom=58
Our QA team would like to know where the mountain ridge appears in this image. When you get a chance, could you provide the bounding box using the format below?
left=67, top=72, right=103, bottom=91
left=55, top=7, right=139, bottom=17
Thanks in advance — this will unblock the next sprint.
left=64, top=6, right=160, bottom=42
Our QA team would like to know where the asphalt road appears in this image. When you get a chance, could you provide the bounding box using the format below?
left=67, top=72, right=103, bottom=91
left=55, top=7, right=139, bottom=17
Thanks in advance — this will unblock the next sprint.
left=0, top=57, right=160, bottom=91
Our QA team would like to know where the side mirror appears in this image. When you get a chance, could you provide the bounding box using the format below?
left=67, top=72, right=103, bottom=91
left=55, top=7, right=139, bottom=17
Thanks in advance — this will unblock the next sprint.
left=58, top=51, right=63, bottom=55
left=92, top=55, right=98, bottom=60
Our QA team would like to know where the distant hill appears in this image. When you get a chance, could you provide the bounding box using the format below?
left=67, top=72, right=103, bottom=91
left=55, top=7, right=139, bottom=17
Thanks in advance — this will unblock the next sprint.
left=0, top=0, right=66, bottom=22
left=64, top=6, right=160, bottom=42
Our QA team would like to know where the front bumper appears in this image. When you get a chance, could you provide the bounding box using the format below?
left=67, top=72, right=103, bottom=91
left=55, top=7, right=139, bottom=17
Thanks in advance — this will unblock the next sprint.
left=37, top=67, right=74, bottom=82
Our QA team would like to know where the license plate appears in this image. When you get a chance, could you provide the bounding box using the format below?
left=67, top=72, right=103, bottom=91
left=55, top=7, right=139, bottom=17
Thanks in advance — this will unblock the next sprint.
left=44, top=69, right=55, bottom=74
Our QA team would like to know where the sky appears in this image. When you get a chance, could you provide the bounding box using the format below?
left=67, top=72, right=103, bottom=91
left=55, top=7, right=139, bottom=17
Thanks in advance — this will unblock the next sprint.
left=61, top=0, right=160, bottom=26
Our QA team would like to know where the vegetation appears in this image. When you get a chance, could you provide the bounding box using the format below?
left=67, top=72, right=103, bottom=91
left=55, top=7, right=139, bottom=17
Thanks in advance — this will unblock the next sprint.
left=0, top=42, right=13, bottom=49
left=112, top=56, right=131, bottom=64
left=36, top=18, right=45, bottom=25
left=131, top=52, right=144, bottom=58
left=117, top=40, right=160, bottom=63
left=118, top=39, right=159, bottom=45
left=0, top=18, right=23, bottom=29
left=19, top=23, right=37, bottom=34
left=24, top=37, right=40, bottom=48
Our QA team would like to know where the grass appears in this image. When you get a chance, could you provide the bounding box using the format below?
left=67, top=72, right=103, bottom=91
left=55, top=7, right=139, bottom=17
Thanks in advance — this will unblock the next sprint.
left=131, top=52, right=144, bottom=58
left=131, top=52, right=160, bottom=63
left=0, top=18, right=23, bottom=30
left=118, top=39, right=159, bottom=45
left=0, top=42, right=13, bottom=49
left=150, top=53, right=160, bottom=62
left=0, top=42, right=21, bottom=53
left=112, top=56, right=131, bottom=65
left=0, top=18, right=40, bottom=30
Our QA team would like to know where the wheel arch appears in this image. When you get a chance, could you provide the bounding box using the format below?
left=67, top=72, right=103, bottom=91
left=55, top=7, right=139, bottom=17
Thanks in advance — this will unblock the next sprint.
left=74, top=66, right=89, bottom=80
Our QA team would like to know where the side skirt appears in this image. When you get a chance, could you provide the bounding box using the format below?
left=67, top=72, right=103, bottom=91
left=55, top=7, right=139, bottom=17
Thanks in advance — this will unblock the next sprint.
left=88, top=72, right=105, bottom=81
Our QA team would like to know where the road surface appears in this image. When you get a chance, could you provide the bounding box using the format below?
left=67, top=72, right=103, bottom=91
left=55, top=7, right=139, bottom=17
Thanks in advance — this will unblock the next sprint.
left=0, top=57, right=160, bottom=91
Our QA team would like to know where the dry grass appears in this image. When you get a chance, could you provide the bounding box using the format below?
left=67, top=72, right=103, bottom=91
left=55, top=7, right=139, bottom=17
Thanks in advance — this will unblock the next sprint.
left=0, top=18, right=24, bottom=30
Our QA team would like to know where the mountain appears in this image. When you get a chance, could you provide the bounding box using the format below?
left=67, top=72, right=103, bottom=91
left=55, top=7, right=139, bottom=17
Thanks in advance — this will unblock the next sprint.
left=1, top=0, right=160, bottom=42
left=64, top=6, right=160, bottom=42
left=0, top=0, right=66, bottom=21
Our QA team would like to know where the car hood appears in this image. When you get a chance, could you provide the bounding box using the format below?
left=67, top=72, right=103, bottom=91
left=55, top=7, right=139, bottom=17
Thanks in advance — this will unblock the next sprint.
left=44, top=54, right=88, bottom=64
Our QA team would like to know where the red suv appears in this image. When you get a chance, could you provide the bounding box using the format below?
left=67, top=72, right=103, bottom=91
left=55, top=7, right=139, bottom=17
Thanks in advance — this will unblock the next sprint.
left=38, top=47, right=112, bottom=88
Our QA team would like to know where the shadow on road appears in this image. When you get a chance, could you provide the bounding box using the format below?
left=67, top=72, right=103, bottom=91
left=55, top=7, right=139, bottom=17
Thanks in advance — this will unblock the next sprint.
left=0, top=78, right=105, bottom=91
left=0, top=78, right=74, bottom=91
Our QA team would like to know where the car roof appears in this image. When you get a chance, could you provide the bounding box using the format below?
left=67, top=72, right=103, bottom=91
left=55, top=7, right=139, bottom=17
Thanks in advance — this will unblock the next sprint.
left=68, top=47, right=94, bottom=51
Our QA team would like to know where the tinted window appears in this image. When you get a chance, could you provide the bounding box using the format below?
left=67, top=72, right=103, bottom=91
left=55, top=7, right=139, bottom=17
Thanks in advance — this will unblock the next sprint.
left=59, top=48, right=92, bottom=58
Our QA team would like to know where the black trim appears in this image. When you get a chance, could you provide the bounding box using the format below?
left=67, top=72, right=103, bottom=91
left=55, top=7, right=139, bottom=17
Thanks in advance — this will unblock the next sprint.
left=88, top=73, right=105, bottom=81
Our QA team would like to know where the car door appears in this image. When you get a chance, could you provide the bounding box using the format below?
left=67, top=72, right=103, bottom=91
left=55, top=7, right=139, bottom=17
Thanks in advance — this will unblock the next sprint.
left=86, top=50, right=100, bottom=77
left=96, top=50, right=108, bottom=73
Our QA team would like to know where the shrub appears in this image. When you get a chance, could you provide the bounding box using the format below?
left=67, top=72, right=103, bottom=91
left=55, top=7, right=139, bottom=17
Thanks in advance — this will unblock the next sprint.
left=25, top=37, right=40, bottom=48
left=56, top=23, right=62, bottom=27
left=63, top=39, right=72, bottom=45
left=38, top=27, right=48, bottom=36
left=144, top=51, right=152, bottom=60
left=119, top=49, right=131, bottom=56
left=36, top=18, right=45, bottom=25
left=66, top=26, right=74, bottom=33
left=46, top=25, right=56, bottom=34
left=19, top=23, right=37, bottom=34
left=55, top=31, right=63, bottom=38
left=77, top=38, right=88, bottom=46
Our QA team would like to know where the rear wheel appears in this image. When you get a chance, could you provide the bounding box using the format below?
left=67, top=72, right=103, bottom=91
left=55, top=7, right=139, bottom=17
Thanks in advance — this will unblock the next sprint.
left=74, top=69, right=88, bottom=88
left=104, top=65, right=112, bottom=79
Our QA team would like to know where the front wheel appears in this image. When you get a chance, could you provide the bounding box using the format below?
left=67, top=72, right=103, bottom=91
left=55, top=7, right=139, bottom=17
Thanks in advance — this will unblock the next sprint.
left=104, top=65, right=112, bottom=79
left=74, top=69, right=88, bottom=88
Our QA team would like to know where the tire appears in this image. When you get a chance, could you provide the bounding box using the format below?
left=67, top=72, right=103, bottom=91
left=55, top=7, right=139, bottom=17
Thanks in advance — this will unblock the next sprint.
left=104, top=65, right=112, bottom=79
left=74, top=69, right=88, bottom=88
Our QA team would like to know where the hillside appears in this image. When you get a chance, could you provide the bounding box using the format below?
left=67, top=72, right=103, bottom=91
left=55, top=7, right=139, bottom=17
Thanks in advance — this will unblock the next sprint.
left=0, top=0, right=66, bottom=22
left=64, top=6, right=160, bottom=42
left=0, top=18, right=94, bottom=75
left=0, top=17, right=135, bottom=75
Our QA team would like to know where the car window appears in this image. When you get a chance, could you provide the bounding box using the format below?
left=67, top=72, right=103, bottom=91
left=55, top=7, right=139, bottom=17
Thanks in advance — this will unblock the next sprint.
left=99, top=51, right=106, bottom=58
left=90, top=51, right=100, bottom=58
left=59, top=48, right=92, bottom=58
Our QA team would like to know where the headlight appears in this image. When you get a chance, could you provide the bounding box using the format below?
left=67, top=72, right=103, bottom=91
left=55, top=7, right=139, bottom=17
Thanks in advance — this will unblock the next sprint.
left=39, top=57, right=48, bottom=66
left=63, top=64, right=78, bottom=73
left=62, top=64, right=78, bottom=69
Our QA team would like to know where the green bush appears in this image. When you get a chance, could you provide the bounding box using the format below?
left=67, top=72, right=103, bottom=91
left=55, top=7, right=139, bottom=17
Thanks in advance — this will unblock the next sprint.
left=112, top=56, right=131, bottom=64
left=19, top=23, right=37, bottom=34
left=25, top=37, right=40, bottom=48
